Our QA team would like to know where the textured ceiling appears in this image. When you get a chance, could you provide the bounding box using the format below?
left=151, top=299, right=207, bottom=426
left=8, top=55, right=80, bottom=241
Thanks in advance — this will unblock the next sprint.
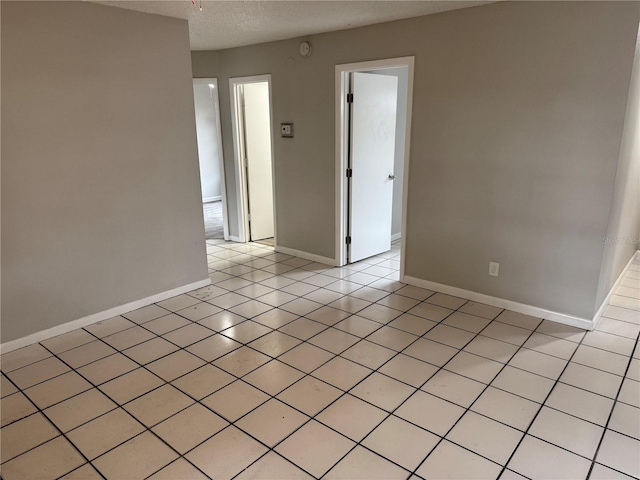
left=93, top=1, right=493, bottom=51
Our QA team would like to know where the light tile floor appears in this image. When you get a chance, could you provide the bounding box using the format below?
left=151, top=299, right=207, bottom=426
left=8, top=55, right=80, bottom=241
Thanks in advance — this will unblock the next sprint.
left=1, top=241, right=639, bottom=479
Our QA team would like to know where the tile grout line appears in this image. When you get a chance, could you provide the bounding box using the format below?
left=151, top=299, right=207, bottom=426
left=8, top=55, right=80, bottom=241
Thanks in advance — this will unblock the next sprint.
left=152, top=278, right=450, bottom=478
left=406, top=315, right=542, bottom=479
left=494, top=324, right=604, bottom=479
left=52, top=263, right=402, bottom=479
left=276, top=299, right=511, bottom=478
left=0, top=365, right=108, bottom=480
left=35, top=333, right=217, bottom=480
left=156, top=286, right=424, bottom=478
left=585, top=329, right=640, bottom=479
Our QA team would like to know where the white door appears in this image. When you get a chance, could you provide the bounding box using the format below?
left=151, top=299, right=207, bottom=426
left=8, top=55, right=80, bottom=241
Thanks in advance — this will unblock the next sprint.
left=242, top=83, right=274, bottom=241
left=348, top=72, right=398, bottom=262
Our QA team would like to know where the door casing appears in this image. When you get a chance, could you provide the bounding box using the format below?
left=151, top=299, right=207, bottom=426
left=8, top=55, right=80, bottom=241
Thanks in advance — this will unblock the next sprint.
left=335, top=57, right=415, bottom=277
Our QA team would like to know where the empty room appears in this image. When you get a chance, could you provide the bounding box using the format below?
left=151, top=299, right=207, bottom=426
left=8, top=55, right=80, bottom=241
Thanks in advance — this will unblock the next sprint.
left=1, top=1, right=639, bottom=479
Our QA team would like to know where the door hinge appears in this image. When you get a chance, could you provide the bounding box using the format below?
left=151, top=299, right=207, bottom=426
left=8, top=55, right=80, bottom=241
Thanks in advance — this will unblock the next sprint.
left=347, top=93, right=354, bottom=103
left=346, top=236, right=352, bottom=245
left=346, top=168, right=352, bottom=178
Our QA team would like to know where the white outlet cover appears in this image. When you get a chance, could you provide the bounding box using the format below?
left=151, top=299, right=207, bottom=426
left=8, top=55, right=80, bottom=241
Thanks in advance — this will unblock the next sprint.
left=281, top=123, right=293, bottom=137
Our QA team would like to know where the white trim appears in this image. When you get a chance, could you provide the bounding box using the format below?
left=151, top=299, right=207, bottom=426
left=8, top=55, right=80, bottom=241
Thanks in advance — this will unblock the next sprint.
left=229, top=235, right=243, bottom=243
left=592, top=250, right=640, bottom=328
left=229, top=75, right=277, bottom=245
left=193, top=78, right=229, bottom=241
left=391, top=232, right=402, bottom=242
left=275, top=245, right=337, bottom=267
left=402, top=275, right=595, bottom=331
left=335, top=57, right=415, bottom=272
left=0, top=278, right=211, bottom=354
left=399, top=61, right=415, bottom=281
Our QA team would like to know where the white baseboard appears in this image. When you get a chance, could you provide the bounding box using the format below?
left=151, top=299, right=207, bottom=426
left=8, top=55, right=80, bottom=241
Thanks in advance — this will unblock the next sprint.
left=402, top=275, right=595, bottom=331
left=593, top=249, right=640, bottom=329
left=391, top=232, right=402, bottom=242
left=275, top=245, right=337, bottom=267
left=203, top=196, right=222, bottom=203
left=229, top=235, right=243, bottom=243
left=0, top=278, right=211, bottom=354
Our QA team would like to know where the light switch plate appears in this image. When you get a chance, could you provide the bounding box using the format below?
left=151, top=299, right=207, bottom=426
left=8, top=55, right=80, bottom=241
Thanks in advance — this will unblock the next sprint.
left=281, top=123, right=293, bottom=137
left=489, top=262, right=500, bottom=277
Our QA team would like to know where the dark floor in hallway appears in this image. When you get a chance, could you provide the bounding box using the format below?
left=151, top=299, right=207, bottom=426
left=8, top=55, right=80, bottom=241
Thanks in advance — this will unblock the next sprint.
left=203, top=202, right=223, bottom=240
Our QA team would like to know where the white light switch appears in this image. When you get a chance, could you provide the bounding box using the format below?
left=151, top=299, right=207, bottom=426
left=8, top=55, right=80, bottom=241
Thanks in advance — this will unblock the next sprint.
left=489, top=262, right=500, bottom=277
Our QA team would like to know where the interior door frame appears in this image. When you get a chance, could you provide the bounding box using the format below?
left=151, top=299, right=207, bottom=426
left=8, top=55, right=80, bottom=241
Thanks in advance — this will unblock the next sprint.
left=334, top=57, right=415, bottom=278
left=193, top=77, right=230, bottom=240
left=229, top=74, right=277, bottom=245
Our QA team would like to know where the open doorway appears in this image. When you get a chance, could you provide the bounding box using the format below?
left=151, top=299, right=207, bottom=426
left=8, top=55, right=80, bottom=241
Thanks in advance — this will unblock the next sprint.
left=192, top=78, right=228, bottom=240
left=335, top=57, right=414, bottom=276
left=230, top=75, right=276, bottom=246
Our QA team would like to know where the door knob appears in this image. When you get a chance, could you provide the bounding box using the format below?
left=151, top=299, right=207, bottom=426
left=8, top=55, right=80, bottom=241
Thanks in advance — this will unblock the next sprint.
left=388, top=174, right=396, bottom=180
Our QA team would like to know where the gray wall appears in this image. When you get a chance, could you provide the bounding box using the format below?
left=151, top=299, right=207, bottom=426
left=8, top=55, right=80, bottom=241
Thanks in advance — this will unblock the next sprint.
left=401, top=2, right=638, bottom=321
left=1, top=1, right=209, bottom=343
left=370, top=67, right=408, bottom=238
left=193, top=2, right=639, bottom=320
left=596, top=28, right=640, bottom=308
left=193, top=80, right=223, bottom=202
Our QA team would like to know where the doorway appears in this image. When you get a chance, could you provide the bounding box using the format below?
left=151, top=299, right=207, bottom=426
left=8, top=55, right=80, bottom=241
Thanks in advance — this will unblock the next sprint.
left=335, top=57, right=414, bottom=276
left=192, top=78, right=229, bottom=240
left=229, top=75, right=276, bottom=244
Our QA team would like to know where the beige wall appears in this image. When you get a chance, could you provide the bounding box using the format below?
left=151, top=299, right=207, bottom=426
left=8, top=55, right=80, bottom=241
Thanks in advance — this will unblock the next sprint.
left=1, top=1, right=209, bottom=342
left=193, top=1, right=639, bottom=320
left=597, top=28, right=640, bottom=307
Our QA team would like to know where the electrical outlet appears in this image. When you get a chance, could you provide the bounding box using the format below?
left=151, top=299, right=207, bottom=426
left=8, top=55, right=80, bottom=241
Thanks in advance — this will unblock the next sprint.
left=489, top=262, right=500, bottom=277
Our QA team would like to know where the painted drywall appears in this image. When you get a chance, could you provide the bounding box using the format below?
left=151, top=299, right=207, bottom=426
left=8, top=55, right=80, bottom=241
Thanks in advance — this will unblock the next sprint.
left=596, top=28, right=640, bottom=309
left=193, top=80, right=223, bottom=202
left=369, top=67, right=408, bottom=237
left=193, top=2, right=640, bottom=319
left=1, top=1, right=209, bottom=343
left=400, top=3, right=638, bottom=321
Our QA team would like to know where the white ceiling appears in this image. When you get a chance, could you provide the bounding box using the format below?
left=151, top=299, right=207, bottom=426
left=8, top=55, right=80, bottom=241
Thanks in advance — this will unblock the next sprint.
left=93, top=1, right=492, bottom=51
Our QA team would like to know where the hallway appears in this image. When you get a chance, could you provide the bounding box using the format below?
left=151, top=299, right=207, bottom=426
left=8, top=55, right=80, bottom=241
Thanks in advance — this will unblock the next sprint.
left=203, top=202, right=223, bottom=240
